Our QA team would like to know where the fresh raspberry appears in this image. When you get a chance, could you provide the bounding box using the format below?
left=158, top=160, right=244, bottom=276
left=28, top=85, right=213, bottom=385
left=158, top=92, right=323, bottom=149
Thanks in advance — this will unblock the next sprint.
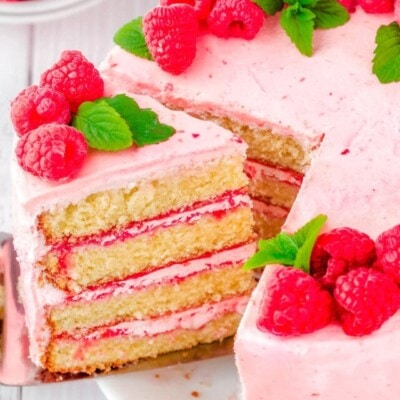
left=374, top=224, right=400, bottom=284
left=337, top=0, right=358, bottom=12
left=207, top=0, right=264, bottom=40
left=159, top=0, right=215, bottom=21
left=143, top=5, right=198, bottom=75
left=334, top=267, right=400, bottom=336
left=358, top=0, right=394, bottom=12
left=15, top=124, right=88, bottom=181
left=10, top=85, right=71, bottom=137
left=257, top=266, right=335, bottom=336
left=310, top=227, right=376, bottom=289
left=40, top=50, right=104, bottom=113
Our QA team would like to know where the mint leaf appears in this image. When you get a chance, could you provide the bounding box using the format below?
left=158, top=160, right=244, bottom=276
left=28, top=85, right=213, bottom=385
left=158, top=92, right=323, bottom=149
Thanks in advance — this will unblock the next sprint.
left=72, top=101, right=133, bottom=151
left=113, top=17, right=153, bottom=60
left=103, top=94, right=176, bottom=147
left=298, top=0, right=319, bottom=7
left=130, top=109, right=176, bottom=147
left=309, top=0, right=349, bottom=29
left=280, top=5, right=315, bottom=56
left=373, top=22, right=400, bottom=83
left=292, top=214, right=327, bottom=272
left=243, top=214, right=327, bottom=272
left=251, top=0, right=284, bottom=15
left=243, top=250, right=296, bottom=270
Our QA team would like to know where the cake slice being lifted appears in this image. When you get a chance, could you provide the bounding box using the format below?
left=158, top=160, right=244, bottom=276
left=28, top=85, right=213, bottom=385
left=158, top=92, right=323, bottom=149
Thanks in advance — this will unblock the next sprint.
left=11, top=51, right=255, bottom=374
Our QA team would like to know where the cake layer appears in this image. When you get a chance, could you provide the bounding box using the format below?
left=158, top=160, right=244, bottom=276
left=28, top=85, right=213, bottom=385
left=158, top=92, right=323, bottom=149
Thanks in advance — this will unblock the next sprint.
left=208, top=115, right=311, bottom=173
left=45, top=301, right=245, bottom=374
left=39, top=154, right=247, bottom=243
left=39, top=194, right=253, bottom=291
left=50, top=261, right=255, bottom=333
left=252, top=200, right=289, bottom=239
left=245, top=159, right=302, bottom=209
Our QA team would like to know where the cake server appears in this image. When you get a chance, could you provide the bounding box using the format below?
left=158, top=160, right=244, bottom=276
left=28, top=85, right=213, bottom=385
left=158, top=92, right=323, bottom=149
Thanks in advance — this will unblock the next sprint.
left=0, top=236, right=234, bottom=386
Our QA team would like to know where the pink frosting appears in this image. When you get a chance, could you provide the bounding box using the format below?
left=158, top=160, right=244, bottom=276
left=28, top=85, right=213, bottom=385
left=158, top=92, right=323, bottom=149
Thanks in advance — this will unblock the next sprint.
left=62, top=295, right=249, bottom=342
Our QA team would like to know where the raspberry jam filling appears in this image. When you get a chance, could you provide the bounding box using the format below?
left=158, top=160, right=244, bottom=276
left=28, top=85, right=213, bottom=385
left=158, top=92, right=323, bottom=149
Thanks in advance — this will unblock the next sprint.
left=51, top=188, right=248, bottom=252
left=62, top=241, right=255, bottom=304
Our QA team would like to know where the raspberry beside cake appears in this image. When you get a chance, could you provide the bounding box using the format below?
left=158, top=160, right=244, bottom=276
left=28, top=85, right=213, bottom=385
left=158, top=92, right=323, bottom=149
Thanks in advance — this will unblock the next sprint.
left=11, top=53, right=255, bottom=373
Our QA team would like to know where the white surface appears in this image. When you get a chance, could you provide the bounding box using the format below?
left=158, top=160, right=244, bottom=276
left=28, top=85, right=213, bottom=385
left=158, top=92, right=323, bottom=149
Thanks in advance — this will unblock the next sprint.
left=97, top=356, right=240, bottom=400
left=0, top=0, right=107, bottom=24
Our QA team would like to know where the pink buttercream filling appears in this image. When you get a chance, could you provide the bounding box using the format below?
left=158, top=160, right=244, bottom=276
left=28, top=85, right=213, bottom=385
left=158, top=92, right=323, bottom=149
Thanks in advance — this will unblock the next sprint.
left=244, top=159, right=303, bottom=187
left=61, top=295, right=249, bottom=342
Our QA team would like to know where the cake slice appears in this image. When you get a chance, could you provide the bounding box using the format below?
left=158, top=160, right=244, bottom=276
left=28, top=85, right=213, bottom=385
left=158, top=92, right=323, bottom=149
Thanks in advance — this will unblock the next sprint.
left=11, top=59, right=255, bottom=372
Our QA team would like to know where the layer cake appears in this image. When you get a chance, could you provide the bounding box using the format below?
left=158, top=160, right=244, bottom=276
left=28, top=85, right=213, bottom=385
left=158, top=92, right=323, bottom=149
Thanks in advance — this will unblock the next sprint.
left=11, top=89, right=255, bottom=373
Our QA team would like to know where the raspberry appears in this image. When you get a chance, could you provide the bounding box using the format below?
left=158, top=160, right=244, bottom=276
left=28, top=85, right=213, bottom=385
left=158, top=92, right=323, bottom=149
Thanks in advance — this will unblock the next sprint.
left=310, top=227, right=376, bottom=289
left=40, top=50, right=104, bottom=113
left=10, top=85, right=71, bottom=137
left=15, top=124, right=88, bottom=181
left=207, top=0, right=264, bottom=40
left=358, top=0, right=394, bottom=12
left=374, top=224, right=400, bottom=284
left=257, top=266, right=335, bottom=336
left=337, top=0, right=358, bottom=12
left=143, top=5, right=198, bottom=75
left=334, top=267, right=400, bottom=336
left=159, top=0, right=215, bottom=21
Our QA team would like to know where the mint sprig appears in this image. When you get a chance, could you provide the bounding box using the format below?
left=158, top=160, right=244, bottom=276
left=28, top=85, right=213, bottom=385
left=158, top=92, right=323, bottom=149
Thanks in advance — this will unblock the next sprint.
left=72, top=94, right=176, bottom=151
left=113, top=17, right=152, bottom=60
left=373, top=22, right=400, bottom=84
left=252, top=0, right=284, bottom=16
left=244, top=214, right=327, bottom=272
left=72, top=101, right=133, bottom=151
left=280, top=4, right=315, bottom=56
left=279, top=0, right=349, bottom=56
left=103, top=94, right=176, bottom=147
left=309, top=0, right=350, bottom=29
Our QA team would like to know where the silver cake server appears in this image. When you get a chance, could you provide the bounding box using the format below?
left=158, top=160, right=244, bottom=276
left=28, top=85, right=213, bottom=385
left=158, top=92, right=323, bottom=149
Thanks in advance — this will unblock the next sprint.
left=0, top=235, right=234, bottom=386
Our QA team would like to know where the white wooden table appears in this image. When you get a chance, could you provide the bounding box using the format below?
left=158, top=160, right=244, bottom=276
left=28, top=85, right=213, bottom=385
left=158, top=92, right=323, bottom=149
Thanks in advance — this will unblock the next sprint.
left=0, top=0, right=157, bottom=398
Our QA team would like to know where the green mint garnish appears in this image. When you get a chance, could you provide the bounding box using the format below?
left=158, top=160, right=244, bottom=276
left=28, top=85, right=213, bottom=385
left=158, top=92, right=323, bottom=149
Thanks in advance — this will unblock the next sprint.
left=73, top=94, right=176, bottom=151
left=72, top=101, right=133, bottom=151
left=113, top=17, right=153, bottom=60
left=252, top=0, right=284, bottom=16
left=103, top=94, right=176, bottom=147
left=243, top=214, right=327, bottom=272
left=279, top=0, right=349, bottom=56
left=309, top=0, right=349, bottom=29
left=373, top=22, right=400, bottom=84
left=280, top=4, right=315, bottom=56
